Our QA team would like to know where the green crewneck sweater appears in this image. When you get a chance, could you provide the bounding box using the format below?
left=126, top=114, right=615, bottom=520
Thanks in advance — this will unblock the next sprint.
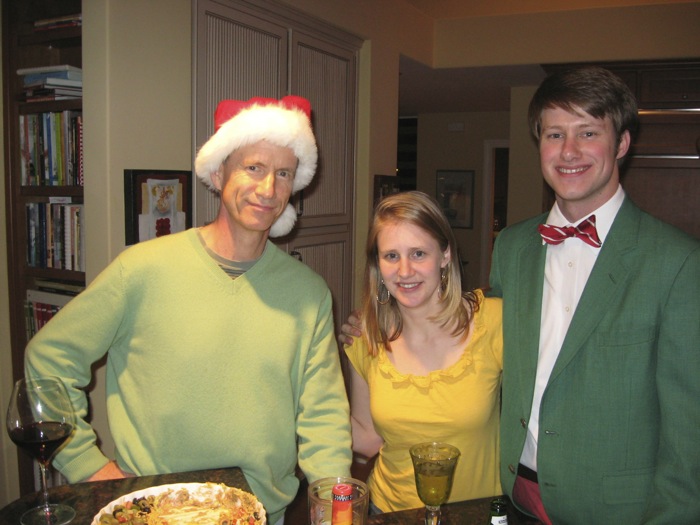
left=26, top=228, right=352, bottom=523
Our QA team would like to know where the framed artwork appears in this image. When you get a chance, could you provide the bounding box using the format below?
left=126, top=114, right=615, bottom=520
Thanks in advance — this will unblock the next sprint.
left=436, top=169, right=474, bottom=228
left=373, top=174, right=402, bottom=207
left=124, top=169, right=192, bottom=245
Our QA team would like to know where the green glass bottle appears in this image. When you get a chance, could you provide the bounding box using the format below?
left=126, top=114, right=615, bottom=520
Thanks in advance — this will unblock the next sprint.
left=489, top=497, right=508, bottom=524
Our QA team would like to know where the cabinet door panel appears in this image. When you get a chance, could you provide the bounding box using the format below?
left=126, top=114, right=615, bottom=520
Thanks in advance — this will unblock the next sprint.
left=622, top=157, right=700, bottom=239
left=289, top=32, right=356, bottom=228
left=289, top=231, right=353, bottom=334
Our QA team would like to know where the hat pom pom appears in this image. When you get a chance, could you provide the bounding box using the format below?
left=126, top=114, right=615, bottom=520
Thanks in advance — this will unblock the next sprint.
left=269, top=203, right=297, bottom=238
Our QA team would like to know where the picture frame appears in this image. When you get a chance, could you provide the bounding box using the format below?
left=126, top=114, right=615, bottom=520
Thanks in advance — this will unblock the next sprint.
left=124, top=169, right=192, bottom=245
left=436, top=169, right=474, bottom=228
left=373, top=174, right=402, bottom=207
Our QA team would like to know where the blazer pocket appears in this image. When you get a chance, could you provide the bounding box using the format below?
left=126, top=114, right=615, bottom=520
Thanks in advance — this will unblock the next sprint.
left=597, top=327, right=656, bottom=348
left=602, top=468, right=654, bottom=504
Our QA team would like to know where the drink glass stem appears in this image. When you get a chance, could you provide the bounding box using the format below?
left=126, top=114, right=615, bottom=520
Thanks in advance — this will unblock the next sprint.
left=424, top=504, right=441, bottom=525
left=38, top=463, right=51, bottom=515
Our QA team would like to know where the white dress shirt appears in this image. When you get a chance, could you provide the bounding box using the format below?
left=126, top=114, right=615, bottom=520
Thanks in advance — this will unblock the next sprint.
left=519, top=185, right=626, bottom=472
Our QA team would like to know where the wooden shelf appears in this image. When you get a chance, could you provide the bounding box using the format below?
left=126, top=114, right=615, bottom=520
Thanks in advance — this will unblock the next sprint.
left=19, top=185, right=83, bottom=198
left=18, top=26, right=81, bottom=47
left=2, top=0, right=85, bottom=496
left=25, top=266, right=85, bottom=282
left=19, top=98, right=82, bottom=114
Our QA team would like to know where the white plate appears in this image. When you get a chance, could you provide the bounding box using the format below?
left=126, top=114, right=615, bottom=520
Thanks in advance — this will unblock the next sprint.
left=91, top=482, right=266, bottom=525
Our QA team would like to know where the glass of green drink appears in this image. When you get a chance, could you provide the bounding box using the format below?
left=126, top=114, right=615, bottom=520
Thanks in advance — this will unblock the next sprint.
left=409, top=442, right=461, bottom=525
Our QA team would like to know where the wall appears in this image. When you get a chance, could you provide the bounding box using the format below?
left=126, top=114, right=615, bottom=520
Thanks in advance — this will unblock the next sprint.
left=416, top=111, right=510, bottom=289
left=507, top=87, right=544, bottom=225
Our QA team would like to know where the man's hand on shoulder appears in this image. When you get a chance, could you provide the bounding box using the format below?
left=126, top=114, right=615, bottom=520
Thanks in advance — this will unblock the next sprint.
left=338, top=310, right=362, bottom=347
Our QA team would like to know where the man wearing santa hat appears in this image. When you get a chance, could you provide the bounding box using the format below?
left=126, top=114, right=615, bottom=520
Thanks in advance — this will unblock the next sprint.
left=25, top=96, right=352, bottom=524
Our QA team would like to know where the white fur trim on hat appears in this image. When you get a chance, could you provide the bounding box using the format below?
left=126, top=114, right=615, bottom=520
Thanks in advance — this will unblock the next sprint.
left=269, top=203, right=298, bottom=238
left=195, top=102, right=317, bottom=194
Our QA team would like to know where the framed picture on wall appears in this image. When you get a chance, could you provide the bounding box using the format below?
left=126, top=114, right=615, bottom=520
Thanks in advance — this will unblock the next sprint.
left=124, top=169, right=192, bottom=245
left=373, top=174, right=402, bottom=207
left=436, top=169, right=474, bottom=228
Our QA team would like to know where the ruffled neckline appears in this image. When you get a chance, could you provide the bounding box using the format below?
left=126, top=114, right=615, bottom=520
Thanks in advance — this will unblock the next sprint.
left=375, top=291, right=486, bottom=388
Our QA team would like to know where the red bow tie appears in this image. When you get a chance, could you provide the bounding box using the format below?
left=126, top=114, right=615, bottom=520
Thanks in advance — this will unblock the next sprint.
left=538, top=215, right=602, bottom=248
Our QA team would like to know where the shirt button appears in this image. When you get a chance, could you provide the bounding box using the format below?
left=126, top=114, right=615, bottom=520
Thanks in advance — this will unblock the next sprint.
left=520, top=418, right=527, bottom=428
left=509, top=464, right=516, bottom=474
left=568, top=261, right=573, bottom=267
left=565, top=306, right=570, bottom=312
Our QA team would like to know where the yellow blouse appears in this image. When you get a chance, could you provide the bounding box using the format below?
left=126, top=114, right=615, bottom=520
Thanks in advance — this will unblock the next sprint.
left=345, top=290, right=503, bottom=512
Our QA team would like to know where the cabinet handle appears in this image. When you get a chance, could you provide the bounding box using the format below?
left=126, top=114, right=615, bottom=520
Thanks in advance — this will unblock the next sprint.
left=290, top=250, right=302, bottom=261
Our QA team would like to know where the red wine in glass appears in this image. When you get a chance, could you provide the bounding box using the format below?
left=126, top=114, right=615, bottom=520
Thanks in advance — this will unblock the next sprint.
left=6, top=377, right=76, bottom=525
left=9, top=421, right=74, bottom=465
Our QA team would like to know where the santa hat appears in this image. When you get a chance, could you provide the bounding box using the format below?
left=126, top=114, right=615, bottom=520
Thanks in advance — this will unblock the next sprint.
left=195, top=96, right=317, bottom=237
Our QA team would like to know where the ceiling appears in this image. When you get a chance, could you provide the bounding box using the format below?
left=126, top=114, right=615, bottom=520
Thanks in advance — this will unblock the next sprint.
left=396, top=0, right=689, bottom=115
left=399, top=56, right=546, bottom=115
left=395, top=0, right=553, bottom=115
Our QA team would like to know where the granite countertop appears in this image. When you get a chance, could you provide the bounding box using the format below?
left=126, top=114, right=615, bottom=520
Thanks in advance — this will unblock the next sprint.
left=1, top=467, right=541, bottom=524
left=367, top=496, right=541, bottom=525
left=0, top=467, right=251, bottom=523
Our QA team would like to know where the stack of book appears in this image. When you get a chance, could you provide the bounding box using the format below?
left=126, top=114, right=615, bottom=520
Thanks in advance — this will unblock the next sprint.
left=26, top=199, right=85, bottom=272
left=25, top=288, right=75, bottom=338
left=17, top=65, right=82, bottom=103
left=18, top=110, right=83, bottom=186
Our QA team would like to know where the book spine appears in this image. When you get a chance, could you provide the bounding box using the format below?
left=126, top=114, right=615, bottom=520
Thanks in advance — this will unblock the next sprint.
left=44, top=202, right=53, bottom=268
left=63, top=205, right=73, bottom=271
left=29, top=115, right=38, bottom=186
left=19, top=116, right=28, bottom=185
left=63, top=111, right=73, bottom=185
left=26, top=203, right=36, bottom=267
left=77, top=115, right=84, bottom=186
left=75, top=205, right=85, bottom=271
left=41, top=113, right=50, bottom=185
left=55, top=113, right=63, bottom=186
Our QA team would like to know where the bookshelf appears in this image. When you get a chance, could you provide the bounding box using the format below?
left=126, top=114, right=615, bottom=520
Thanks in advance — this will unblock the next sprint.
left=2, top=0, right=83, bottom=495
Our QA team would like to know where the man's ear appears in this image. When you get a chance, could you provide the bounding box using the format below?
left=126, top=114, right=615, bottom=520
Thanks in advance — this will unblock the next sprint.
left=210, top=164, right=224, bottom=192
left=616, top=130, right=631, bottom=160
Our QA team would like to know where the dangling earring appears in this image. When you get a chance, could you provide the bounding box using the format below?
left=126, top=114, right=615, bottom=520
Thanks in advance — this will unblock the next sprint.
left=376, top=279, right=391, bottom=305
left=438, top=266, right=448, bottom=299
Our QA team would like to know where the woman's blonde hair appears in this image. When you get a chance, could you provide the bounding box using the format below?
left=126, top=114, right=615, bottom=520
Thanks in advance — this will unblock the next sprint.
left=361, top=191, right=478, bottom=356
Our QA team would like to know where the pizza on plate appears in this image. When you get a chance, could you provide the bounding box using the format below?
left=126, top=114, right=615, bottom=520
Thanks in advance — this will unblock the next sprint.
left=95, top=482, right=266, bottom=525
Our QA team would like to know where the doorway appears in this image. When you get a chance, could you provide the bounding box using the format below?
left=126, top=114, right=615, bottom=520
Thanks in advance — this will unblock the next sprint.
left=480, top=140, right=509, bottom=286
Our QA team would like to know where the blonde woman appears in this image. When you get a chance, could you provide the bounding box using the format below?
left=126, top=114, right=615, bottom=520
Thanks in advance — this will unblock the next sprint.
left=343, top=191, right=503, bottom=513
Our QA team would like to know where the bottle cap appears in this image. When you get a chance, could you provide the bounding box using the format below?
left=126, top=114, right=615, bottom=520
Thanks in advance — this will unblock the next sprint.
left=332, top=483, right=353, bottom=501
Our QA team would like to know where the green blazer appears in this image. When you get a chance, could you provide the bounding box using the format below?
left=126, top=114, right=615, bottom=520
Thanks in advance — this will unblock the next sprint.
left=489, top=198, right=700, bottom=524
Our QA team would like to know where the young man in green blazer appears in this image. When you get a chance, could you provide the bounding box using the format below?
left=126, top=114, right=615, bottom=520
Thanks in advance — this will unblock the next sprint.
left=490, top=66, right=700, bottom=524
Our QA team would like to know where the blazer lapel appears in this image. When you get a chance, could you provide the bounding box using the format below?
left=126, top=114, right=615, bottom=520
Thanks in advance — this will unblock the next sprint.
left=549, top=200, right=641, bottom=382
left=513, top=228, right=548, bottom=406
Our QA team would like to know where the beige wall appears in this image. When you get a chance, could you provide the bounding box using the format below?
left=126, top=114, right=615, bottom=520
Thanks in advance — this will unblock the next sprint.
left=2, top=0, right=698, bottom=503
left=416, top=111, right=510, bottom=289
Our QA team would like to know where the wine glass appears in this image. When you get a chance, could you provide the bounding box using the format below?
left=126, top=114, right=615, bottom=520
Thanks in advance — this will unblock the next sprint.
left=410, top=442, right=461, bottom=525
left=6, top=377, right=76, bottom=525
